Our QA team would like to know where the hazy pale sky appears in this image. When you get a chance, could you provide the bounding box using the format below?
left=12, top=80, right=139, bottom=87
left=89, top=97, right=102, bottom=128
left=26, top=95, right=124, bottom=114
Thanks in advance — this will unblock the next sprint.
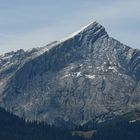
left=0, top=0, right=140, bottom=54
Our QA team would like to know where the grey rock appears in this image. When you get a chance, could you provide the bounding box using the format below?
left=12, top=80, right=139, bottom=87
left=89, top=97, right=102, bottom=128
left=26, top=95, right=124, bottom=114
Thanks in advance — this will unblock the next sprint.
left=0, top=21, right=140, bottom=127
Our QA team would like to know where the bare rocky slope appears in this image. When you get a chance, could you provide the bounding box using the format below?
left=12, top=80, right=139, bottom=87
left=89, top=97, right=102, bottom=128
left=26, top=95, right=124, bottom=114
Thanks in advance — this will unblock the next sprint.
left=0, top=21, right=140, bottom=127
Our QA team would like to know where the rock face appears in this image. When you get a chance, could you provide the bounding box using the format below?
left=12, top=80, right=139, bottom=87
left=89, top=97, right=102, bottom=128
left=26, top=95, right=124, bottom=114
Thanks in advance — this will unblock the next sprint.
left=0, top=21, right=140, bottom=127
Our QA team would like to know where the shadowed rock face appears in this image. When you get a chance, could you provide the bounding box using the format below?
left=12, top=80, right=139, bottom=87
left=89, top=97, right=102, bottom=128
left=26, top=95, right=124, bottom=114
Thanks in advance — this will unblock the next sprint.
left=0, top=21, right=140, bottom=127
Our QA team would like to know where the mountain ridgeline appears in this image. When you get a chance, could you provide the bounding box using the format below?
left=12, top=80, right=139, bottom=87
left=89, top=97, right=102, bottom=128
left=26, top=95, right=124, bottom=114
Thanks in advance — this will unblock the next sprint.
left=0, top=21, right=140, bottom=128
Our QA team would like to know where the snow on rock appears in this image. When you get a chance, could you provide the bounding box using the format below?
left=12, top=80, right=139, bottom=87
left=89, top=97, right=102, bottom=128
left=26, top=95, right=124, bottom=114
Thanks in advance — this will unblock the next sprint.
left=76, top=72, right=82, bottom=77
left=59, top=21, right=106, bottom=43
left=108, top=66, right=117, bottom=72
left=129, top=120, right=136, bottom=123
left=0, top=21, right=140, bottom=127
left=62, top=74, right=71, bottom=79
left=85, top=74, right=96, bottom=79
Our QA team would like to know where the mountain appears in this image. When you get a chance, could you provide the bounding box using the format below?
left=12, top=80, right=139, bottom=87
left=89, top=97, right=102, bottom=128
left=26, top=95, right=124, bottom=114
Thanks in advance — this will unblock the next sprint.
left=0, top=21, right=140, bottom=127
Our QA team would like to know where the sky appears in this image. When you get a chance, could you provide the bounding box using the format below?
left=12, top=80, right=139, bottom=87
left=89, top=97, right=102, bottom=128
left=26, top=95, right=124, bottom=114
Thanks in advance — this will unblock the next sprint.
left=0, top=0, right=140, bottom=54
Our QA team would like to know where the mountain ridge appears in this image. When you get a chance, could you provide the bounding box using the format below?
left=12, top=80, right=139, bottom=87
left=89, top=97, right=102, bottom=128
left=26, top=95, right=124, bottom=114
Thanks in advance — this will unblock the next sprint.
left=0, top=21, right=140, bottom=128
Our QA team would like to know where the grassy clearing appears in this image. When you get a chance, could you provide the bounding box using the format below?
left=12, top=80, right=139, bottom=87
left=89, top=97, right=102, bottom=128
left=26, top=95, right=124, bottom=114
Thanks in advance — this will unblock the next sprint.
left=72, top=130, right=95, bottom=139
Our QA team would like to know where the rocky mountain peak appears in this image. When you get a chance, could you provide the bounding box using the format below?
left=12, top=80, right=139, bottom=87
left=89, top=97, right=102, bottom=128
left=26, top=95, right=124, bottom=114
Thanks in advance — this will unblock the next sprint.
left=78, top=21, right=108, bottom=36
left=59, top=21, right=108, bottom=44
left=0, top=21, right=140, bottom=128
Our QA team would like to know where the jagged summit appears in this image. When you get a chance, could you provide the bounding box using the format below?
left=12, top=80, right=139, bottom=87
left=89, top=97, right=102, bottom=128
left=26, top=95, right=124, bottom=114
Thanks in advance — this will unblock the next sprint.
left=0, top=21, right=107, bottom=60
left=0, top=21, right=140, bottom=128
left=60, top=21, right=108, bottom=43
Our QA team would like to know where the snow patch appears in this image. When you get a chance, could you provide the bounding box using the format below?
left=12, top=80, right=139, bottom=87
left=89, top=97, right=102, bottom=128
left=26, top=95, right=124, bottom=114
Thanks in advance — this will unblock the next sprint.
left=128, top=49, right=134, bottom=59
left=108, top=66, right=117, bottom=72
left=129, top=120, right=136, bottom=123
left=85, top=74, right=96, bottom=79
left=76, top=72, right=82, bottom=77
left=62, top=74, right=71, bottom=78
left=1, top=54, right=13, bottom=60
left=97, top=65, right=105, bottom=71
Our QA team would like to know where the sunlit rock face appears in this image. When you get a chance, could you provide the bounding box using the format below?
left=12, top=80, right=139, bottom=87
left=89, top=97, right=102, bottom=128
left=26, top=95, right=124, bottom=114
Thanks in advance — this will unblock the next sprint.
left=0, top=21, right=140, bottom=127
